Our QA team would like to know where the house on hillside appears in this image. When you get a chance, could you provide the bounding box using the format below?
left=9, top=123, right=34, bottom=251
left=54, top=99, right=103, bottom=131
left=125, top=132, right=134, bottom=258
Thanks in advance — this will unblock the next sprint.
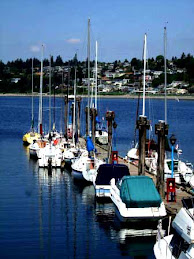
left=11, top=78, right=21, bottom=83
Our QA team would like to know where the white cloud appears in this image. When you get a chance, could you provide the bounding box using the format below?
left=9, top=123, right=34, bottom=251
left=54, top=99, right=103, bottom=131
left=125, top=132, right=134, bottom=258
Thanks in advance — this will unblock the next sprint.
left=30, top=45, right=40, bottom=52
left=66, top=38, right=81, bottom=44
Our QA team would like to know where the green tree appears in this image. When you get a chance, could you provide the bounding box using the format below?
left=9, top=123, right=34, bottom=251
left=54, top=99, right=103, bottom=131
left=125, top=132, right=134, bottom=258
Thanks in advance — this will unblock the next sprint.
left=55, top=55, right=63, bottom=66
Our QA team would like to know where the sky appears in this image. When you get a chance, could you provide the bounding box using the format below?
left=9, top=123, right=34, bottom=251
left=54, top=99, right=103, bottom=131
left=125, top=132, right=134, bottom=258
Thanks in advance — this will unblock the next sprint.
left=0, top=0, right=194, bottom=63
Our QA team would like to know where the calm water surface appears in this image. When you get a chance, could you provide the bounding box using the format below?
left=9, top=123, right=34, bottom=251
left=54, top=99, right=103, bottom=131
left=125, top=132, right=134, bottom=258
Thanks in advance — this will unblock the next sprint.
left=0, top=96, right=194, bottom=258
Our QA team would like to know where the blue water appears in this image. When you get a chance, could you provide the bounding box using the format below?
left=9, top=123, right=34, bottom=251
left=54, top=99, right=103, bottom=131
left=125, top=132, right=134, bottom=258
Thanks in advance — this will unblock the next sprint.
left=0, top=96, right=194, bottom=258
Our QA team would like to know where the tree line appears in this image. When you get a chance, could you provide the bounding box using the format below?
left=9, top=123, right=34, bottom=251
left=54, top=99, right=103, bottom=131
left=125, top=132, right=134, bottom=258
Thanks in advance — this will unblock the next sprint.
left=0, top=53, right=193, bottom=94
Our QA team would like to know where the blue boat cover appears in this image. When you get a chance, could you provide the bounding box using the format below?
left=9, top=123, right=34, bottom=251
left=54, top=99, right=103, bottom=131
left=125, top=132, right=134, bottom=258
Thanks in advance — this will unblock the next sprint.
left=86, top=136, right=95, bottom=152
left=95, top=164, right=130, bottom=185
left=96, top=116, right=101, bottom=124
left=120, top=176, right=162, bottom=208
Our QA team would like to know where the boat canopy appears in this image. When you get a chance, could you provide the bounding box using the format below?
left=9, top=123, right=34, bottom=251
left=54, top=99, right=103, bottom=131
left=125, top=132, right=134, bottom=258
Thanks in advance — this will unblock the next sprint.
left=120, top=176, right=162, bottom=208
left=95, top=164, right=130, bottom=185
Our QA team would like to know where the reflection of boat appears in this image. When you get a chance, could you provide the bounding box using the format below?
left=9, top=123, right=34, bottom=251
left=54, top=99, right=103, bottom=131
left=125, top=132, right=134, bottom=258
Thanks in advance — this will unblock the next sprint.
left=110, top=175, right=166, bottom=222
left=119, top=235, right=156, bottom=257
left=154, top=197, right=194, bottom=259
left=93, top=164, right=129, bottom=198
left=94, top=200, right=157, bottom=257
left=38, top=168, right=64, bottom=185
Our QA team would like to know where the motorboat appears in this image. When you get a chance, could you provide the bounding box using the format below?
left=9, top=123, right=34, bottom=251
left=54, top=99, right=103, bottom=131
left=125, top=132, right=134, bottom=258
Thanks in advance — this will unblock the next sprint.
left=95, top=129, right=108, bottom=145
left=93, top=164, right=129, bottom=198
left=145, top=151, right=193, bottom=185
left=154, top=197, right=194, bottom=259
left=110, top=175, right=167, bottom=222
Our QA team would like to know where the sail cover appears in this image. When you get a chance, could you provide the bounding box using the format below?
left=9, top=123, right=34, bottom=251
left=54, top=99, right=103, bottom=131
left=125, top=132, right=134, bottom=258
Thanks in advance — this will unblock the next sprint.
left=86, top=136, right=95, bottom=152
left=96, top=116, right=101, bottom=124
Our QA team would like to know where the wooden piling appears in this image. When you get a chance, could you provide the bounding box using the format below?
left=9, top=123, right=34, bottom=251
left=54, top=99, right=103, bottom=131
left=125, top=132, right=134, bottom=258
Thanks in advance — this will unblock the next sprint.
left=155, top=120, right=169, bottom=199
left=90, top=108, right=97, bottom=144
left=136, top=115, right=150, bottom=175
left=106, top=111, right=115, bottom=163
left=64, top=96, right=68, bottom=138
left=85, top=106, right=88, bottom=136
left=77, top=97, right=81, bottom=137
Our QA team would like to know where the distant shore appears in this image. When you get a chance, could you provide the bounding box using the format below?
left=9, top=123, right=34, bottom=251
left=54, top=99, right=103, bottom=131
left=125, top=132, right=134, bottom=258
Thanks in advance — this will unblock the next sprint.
left=0, top=93, right=194, bottom=100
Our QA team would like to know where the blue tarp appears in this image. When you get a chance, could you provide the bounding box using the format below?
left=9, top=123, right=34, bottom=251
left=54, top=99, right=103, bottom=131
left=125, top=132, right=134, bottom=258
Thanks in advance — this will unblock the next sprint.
left=120, top=176, right=162, bottom=208
left=86, top=136, right=95, bottom=152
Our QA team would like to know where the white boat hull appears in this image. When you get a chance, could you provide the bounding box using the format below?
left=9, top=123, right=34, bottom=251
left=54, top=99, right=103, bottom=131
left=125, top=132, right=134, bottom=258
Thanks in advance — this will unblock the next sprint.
left=110, top=179, right=167, bottom=223
left=72, top=168, right=84, bottom=180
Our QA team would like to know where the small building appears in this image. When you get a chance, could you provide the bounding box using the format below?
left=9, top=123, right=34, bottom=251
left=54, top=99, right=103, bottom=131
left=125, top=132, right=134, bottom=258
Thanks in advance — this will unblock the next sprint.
left=11, top=78, right=21, bottom=83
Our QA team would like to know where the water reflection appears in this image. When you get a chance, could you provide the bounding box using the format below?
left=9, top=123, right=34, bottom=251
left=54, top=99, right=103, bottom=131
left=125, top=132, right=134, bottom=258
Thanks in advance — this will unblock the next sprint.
left=81, top=186, right=156, bottom=258
left=24, top=152, right=156, bottom=258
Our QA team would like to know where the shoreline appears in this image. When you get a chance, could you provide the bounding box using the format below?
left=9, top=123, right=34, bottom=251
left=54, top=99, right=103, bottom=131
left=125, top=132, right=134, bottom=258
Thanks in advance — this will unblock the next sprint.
left=0, top=93, right=194, bottom=100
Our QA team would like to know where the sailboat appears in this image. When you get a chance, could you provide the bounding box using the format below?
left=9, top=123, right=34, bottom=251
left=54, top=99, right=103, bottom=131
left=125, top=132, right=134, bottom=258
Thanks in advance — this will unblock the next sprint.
left=23, top=58, right=40, bottom=145
left=93, top=41, right=108, bottom=145
left=126, top=33, right=155, bottom=162
left=144, top=27, right=193, bottom=185
left=62, top=53, right=84, bottom=168
left=71, top=19, right=104, bottom=181
left=29, top=46, right=48, bottom=158
left=37, top=55, right=64, bottom=169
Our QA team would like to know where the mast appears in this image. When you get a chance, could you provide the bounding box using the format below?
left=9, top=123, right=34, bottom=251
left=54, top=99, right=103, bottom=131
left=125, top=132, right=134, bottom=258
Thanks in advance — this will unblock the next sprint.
left=31, top=58, right=34, bottom=132
left=142, top=33, right=147, bottom=117
left=73, top=53, right=77, bottom=145
left=38, top=45, right=44, bottom=135
left=87, top=18, right=90, bottom=136
left=95, top=41, right=98, bottom=110
left=49, top=55, right=52, bottom=133
left=53, top=85, right=56, bottom=131
left=164, top=26, right=167, bottom=123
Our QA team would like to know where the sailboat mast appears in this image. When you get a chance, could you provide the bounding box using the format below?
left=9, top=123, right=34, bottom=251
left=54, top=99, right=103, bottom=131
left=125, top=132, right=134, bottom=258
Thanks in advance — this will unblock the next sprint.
left=87, top=18, right=91, bottom=136
left=164, top=26, right=167, bottom=123
left=31, top=58, right=34, bottom=131
left=38, top=45, right=44, bottom=135
left=142, top=33, right=147, bottom=117
left=49, top=55, right=52, bottom=133
left=73, top=57, right=77, bottom=145
left=95, top=41, right=98, bottom=110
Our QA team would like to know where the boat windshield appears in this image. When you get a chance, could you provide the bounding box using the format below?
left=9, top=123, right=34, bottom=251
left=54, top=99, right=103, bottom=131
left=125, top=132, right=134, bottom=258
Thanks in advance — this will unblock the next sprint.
left=182, top=197, right=194, bottom=219
left=166, top=161, right=179, bottom=172
left=166, top=151, right=179, bottom=160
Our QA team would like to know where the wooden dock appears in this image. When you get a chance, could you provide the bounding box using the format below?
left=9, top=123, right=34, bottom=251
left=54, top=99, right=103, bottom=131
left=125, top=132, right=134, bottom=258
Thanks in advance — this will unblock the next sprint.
left=92, top=140, right=193, bottom=216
